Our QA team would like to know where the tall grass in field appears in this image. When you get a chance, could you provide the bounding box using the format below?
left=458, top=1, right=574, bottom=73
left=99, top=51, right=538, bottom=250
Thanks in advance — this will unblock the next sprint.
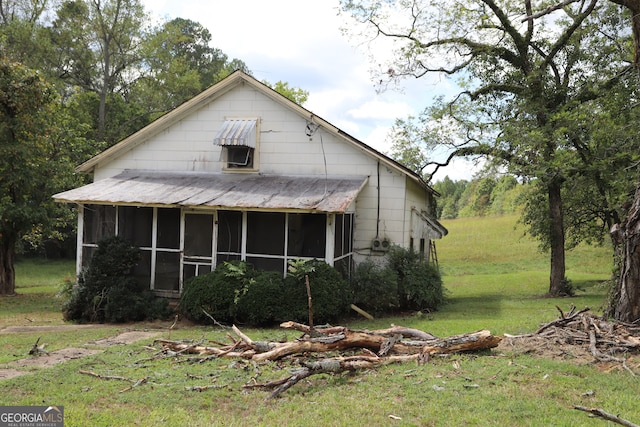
left=428, top=214, right=613, bottom=336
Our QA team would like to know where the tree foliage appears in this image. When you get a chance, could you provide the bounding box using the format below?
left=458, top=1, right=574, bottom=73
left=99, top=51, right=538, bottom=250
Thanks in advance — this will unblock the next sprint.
left=0, top=59, right=81, bottom=294
left=134, top=17, right=249, bottom=117
left=342, top=0, right=640, bottom=296
left=263, top=80, right=310, bottom=105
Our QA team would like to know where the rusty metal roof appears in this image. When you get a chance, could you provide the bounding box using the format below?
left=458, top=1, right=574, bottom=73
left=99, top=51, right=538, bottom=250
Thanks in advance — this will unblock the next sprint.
left=53, top=170, right=368, bottom=213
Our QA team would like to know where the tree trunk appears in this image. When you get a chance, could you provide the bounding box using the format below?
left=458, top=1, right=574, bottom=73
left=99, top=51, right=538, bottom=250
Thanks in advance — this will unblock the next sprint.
left=548, top=177, right=569, bottom=296
left=609, top=0, right=640, bottom=66
left=605, top=0, right=640, bottom=322
left=0, top=233, right=16, bottom=295
left=608, top=180, right=640, bottom=323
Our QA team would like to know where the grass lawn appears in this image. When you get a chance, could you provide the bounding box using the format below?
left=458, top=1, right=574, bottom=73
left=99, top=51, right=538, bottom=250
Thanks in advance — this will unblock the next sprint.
left=1, top=215, right=637, bottom=426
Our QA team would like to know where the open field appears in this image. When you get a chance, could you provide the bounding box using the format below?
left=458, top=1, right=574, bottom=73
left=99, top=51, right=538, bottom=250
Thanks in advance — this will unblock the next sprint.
left=1, top=215, right=637, bottom=426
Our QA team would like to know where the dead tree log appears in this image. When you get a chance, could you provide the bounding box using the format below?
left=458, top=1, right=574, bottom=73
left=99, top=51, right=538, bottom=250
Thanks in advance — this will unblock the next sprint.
left=156, top=328, right=501, bottom=363
left=153, top=325, right=501, bottom=398
left=247, top=354, right=427, bottom=399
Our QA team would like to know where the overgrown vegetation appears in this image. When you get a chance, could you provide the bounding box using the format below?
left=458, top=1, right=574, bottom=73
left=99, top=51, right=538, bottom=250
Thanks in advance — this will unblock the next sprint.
left=351, top=246, right=446, bottom=315
left=181, top=252, right=443, bottom=326
left=180, top=259, right=351, bottom=325
left=61, top=236, right=170, bottom=323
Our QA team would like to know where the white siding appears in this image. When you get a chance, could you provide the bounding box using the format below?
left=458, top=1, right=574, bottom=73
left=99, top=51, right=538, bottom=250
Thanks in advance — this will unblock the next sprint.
left=91, top=82, right=435, bottom=262
left=95, top=85, right=375, bottom=180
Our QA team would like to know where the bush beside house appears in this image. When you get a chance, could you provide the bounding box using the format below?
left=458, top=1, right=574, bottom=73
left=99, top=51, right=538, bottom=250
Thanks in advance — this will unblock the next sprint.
left=181, top=248, right=446, bottom=326
left=62, top=237, right=445, bottom=325
left=62, top=236, right=171, bottom=323
left=351, top=246, right=446, bottom=315
left=180, top=260, right=351, bottom=325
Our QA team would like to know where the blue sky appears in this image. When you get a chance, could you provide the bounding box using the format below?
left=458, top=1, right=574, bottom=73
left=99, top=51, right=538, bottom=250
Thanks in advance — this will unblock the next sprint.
left=142, top=0, right=477, bottom=181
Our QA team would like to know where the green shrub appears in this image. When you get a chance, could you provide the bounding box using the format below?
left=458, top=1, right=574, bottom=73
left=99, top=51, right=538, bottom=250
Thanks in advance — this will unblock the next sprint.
left=179, top=261, right=247, bottom=323
left=235, top=270, right=286, bottom=325
left=351, top=259, right=398, bottom=314
left=386, top=246, right=446, bottom=311
left=284, top=260, right=350, bottom=324
left=62, top=236, right=171, bottom=323
left=400, top=261, right=446, bottom=310
left=181, top=259, right=350, bottom=326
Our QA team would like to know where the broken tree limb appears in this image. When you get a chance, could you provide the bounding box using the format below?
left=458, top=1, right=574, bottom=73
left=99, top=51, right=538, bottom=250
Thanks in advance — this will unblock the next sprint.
left=573, top=406, right=640, bottom=427
left=28, top=337, right=48, bottom=356
left=350, top=304, right=374, bottom=320
left=153, top=323, right=501, bottom=398
left=79, top=370, right=132, bottom=382
left=279, top=321, right=345, bottom=335
left=421, top=330, right=502, bottom=355
left=156, top=327, right=501, bottom=363
left=254, top=354, right=424, bottom=399
left=535, top=307, right=591, bottom=334
left=305, top=274, right=314, bottom=333
left=371, top=325, right=437, bottom=341
left=153, top=339, right=255, bottom=359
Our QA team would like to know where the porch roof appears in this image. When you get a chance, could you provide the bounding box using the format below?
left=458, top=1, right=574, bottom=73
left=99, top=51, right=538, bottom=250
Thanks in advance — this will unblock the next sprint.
left=53, top=170, right=368, bottom=213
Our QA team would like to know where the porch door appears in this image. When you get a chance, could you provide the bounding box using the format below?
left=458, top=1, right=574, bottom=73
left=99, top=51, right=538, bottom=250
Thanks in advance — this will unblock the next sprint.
left=182, top=212, right=215, bottom=286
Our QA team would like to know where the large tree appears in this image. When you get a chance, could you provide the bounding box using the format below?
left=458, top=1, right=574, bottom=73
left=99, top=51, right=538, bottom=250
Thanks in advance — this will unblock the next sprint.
left=341, top=0, right=637, bottom=295
left=47, top=0, right=146, bottom=144
left=0, top=59, right=79, bottom=294
left=132, top=17, right=249, bottom=120
left=604, top=0, right=640, bottom=322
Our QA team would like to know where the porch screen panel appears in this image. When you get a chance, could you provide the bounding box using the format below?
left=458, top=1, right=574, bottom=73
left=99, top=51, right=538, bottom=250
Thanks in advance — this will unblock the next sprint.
left=155, top=208, right=181, bottom=292
left=334, top=214, right=354, bottom=257
left=133, top=250, right=152, bottom=288
left=83, top=205, right=116, bottom=245
left=287, top=213, right=326, bottom=258
left=217, top=210, right=242, bottom=259
left=183, top=213, right=214, bottom=285
left=157, top=208, right=180, bottom=249
left=155, top=252, right=180, bottom=291
left=246, top=257, right=284, bottom=273
left=118, top=206, right=153, bottom=248
left=333, top=214, right=354, bottom=278
left=246, top=212, right=285, bottom=255
left=184, top=214, right=214, bottom=257
left=82, top=204, right=116, bottom=269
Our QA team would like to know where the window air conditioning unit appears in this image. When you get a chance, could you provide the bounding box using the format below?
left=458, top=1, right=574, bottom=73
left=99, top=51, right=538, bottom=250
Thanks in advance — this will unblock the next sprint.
left=371, top=237, right=390, bottom=252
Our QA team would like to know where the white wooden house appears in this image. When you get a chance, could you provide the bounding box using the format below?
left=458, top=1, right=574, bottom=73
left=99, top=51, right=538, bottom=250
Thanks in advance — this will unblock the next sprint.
left=54, top=71, right=447, bottom=297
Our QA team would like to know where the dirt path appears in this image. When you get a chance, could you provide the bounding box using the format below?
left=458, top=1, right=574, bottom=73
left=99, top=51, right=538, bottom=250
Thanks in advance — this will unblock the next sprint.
left=0, top=326, right=162, bottom=380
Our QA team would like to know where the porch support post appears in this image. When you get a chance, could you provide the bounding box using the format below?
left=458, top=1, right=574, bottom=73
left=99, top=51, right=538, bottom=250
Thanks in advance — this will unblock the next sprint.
left=76, top=204, right=84, bottom=277
left=325, top=214, right=335, bottom=265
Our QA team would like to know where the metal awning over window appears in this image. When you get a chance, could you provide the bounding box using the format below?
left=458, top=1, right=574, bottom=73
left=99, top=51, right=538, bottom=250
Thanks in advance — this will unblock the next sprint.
left=411, top=208, right=448, bottom=240
left=53, top=170, right=368, bottom=213
left=213, top=119, right=257, bottom=147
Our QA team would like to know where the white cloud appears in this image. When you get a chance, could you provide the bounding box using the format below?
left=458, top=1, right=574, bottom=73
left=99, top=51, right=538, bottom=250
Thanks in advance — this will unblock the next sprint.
left=347, top=99, right=413, bottom=121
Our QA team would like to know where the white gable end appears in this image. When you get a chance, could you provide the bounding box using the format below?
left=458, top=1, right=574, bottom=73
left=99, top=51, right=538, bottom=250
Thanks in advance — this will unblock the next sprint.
left=93, top=84, right=376, bottom=181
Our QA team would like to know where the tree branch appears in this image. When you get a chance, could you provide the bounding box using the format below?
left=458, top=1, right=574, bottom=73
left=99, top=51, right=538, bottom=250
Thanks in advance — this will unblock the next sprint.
left=573, top=405, right=640, bottom=427
left=521, top=0, right=582, bottom=21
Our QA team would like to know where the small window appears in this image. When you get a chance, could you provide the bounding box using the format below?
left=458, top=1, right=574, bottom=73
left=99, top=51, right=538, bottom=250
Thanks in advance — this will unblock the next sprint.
left=214, top=118, right=259, bottom=170
left=225, top=145, right=253, bottom=168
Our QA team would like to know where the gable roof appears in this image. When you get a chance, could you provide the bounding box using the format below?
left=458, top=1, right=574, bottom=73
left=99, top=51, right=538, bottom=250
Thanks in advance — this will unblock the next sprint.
left=77, top=70, right=436, bottom=195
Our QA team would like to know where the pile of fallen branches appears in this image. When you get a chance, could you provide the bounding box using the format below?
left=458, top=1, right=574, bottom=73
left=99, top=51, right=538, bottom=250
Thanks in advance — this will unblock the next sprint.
left=503, top=306, right=640, bottom=373
left=155, top=322, right=501, bottom=399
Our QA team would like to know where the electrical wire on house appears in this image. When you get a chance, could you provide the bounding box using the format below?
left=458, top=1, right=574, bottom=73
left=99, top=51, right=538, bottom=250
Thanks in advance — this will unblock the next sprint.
left=305, top=116, right=328, bottom=197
